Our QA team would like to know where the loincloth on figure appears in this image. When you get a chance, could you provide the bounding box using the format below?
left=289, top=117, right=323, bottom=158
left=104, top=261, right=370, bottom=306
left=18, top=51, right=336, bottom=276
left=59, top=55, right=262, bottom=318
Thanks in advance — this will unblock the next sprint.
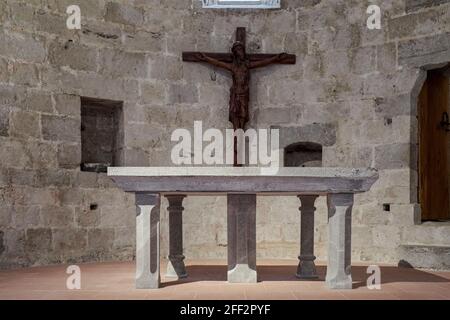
left=229, top=88, right=250, bottom=123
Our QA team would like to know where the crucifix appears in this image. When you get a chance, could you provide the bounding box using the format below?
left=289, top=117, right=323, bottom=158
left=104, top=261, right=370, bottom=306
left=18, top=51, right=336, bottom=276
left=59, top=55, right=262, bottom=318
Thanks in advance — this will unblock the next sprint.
left=183, top=27, right=296, bottom=166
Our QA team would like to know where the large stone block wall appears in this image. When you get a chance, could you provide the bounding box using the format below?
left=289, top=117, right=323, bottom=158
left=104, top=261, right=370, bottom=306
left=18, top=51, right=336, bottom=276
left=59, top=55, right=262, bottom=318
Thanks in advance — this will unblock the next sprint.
left=0, top=0, right=450, bottom=269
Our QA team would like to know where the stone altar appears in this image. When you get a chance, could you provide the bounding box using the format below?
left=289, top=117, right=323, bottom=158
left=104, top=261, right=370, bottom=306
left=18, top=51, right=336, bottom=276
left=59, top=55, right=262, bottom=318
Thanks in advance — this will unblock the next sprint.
left=108, top=167, right=378, bottom=289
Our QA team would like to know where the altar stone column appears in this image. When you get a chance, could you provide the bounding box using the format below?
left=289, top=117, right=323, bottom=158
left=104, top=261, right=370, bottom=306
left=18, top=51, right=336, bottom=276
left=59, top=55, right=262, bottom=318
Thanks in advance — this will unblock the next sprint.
left=326, top=193, right=354, bottom=289
left=166, top=195, right=187, bottom=279
left=227, top=194, right=257, bottom=283
left=135, top=193, right=161, bottom=289
left=296, top=195, right=319, bottom=279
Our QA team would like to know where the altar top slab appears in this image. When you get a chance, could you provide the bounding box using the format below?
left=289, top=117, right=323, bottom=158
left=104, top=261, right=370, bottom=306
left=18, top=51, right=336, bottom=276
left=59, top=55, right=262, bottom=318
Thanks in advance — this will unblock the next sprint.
left=108, top=167, right=379, bottom=195
left=108, top=167, right=377, bottom=178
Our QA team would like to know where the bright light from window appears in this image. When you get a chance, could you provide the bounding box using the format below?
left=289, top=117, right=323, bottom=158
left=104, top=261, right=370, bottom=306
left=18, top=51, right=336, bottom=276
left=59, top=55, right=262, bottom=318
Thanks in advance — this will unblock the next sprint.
left=202, top=0, right=280, bottom=9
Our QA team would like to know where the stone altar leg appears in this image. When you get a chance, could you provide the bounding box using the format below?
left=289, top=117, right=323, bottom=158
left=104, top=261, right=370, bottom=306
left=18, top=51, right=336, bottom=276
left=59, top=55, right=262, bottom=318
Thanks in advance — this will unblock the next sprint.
left=165, top=195, right=187, bottom=279
left=227, top=194, right=257, bottom=283
left=326, top=193, right=354, bottom=289
left=135, top=193, right=160, bottom=289
left=296, top=195, right=319, bottom=279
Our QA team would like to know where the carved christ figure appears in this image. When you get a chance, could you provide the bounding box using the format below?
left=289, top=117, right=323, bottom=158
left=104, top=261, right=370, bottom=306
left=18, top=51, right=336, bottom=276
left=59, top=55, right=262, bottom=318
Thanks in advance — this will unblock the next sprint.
left=195, top=42, right=289, bottom=130
left=182, top=28, right=296, bottom=166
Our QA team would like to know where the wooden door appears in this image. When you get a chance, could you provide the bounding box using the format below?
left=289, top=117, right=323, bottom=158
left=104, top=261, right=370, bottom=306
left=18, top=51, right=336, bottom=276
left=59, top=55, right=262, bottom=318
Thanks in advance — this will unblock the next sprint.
left=419, top=70, right=450, bottom=221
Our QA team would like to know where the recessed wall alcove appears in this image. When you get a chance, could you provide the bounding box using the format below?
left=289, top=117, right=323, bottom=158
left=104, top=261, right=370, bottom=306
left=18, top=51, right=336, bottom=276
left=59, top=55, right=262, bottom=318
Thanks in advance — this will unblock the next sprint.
left=80, top=97, right=124, bottom=173
left=274, top=124, right=334, bottom=168
left=284, top=142, right=323, bottom=167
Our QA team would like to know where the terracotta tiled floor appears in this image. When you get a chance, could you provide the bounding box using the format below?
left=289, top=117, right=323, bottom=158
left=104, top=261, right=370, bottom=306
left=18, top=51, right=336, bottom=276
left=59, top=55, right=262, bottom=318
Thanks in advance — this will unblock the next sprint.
left=0, top=259, right=449, bottom=300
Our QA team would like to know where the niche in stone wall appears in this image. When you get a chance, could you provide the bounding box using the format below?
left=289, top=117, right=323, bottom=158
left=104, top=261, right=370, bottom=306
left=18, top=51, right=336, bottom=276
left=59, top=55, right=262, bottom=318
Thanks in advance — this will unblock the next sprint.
left=284, top=142, right=322, bottom=167
left=80, top=97, right=123, bottom=173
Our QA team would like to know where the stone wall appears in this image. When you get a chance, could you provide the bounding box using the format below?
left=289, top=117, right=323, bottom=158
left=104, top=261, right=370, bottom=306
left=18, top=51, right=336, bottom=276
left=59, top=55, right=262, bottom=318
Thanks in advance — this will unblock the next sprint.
left=1, top=0, right=450, bottom=269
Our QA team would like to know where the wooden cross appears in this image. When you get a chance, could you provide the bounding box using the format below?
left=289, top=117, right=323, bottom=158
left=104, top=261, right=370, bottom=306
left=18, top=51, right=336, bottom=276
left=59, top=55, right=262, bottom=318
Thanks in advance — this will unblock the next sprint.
left=182, top=27, right=296, bottom=165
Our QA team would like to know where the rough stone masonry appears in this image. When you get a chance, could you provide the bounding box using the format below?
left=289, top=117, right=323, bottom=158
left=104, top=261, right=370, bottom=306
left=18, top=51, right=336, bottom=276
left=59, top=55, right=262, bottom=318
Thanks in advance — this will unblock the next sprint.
left=0, top=0, right=449, bottom=270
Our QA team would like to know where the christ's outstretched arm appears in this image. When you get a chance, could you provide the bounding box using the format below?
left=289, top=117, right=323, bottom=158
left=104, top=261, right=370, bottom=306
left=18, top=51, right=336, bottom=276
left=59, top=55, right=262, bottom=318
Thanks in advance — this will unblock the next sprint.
left=197, top=53, right=232, bottom=71
left=249, top=53, right=289, bottom=69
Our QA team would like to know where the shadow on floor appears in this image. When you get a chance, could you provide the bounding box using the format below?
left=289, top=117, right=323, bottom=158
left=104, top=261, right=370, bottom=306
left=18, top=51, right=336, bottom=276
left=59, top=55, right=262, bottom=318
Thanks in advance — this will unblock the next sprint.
left=161, top=265, right=450, bottom=288
left=350, top=265, right=450, bottom=288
